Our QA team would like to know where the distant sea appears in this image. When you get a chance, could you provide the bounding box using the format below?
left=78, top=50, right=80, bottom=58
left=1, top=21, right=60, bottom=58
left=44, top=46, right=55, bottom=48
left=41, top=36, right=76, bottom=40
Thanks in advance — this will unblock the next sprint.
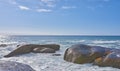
left=0, top=35, right=120, bottom=71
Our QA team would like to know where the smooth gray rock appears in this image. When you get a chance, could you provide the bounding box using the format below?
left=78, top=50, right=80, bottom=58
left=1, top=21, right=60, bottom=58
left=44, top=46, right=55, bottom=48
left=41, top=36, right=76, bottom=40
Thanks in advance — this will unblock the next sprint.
left=64, top=44, right=120, bottom=69
left=4, top=44, right=60, bottom=57
left=0, top=60, right=35, bottom=71
left=64, top=44, right=107, bottom=64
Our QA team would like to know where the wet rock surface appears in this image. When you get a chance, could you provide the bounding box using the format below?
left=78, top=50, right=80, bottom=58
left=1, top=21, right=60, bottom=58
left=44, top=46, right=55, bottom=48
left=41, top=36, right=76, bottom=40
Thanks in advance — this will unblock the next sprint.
left=64, top=44, right=120, bottom=69
left=33, top=47, right=56, bottom=53
left=94, top=52, right=120, bottom=68
left=64, top=44, right=107, bottom=64
left=0, top=44, right=7, bottom=47
left=4, top=44, right=60, bottom=57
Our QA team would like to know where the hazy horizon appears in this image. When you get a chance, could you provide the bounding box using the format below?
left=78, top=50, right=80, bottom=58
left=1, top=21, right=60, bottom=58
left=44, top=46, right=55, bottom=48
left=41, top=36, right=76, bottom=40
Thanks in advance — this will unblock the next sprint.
left=1, top=33, right=120, bottom=36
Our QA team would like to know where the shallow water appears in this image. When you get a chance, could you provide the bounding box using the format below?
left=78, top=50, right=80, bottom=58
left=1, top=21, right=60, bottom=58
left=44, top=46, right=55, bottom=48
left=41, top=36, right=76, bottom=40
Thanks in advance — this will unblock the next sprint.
left=0, top=35, right=120, bottom=71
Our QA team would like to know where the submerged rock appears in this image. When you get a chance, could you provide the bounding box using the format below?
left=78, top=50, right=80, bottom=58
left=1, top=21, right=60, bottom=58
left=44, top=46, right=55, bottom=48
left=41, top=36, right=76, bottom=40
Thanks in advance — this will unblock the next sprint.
left=52, top=54, right=61, bottom=56
left=0, top=44, right=7, bottom=47
left=4, top=44, right=60, bottom=57
left=0, top=60, right=35, bottom=71
left=64, top=44, right=106, bottom=64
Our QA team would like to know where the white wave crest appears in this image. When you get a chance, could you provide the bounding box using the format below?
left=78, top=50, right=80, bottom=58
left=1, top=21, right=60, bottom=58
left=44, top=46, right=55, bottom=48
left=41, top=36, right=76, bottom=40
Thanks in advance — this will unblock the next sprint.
left=0, top=42, right=18, bottom=45
left=92, top=40, right=119, bottom=44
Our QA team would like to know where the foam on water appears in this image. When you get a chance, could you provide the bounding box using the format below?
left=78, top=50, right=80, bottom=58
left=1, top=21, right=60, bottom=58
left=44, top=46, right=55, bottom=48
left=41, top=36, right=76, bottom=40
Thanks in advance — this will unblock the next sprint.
left=117, top=54, right=120, bottom=57
left=92, top=40, right=120, bottom=44
left=0, top=44, right=120, bottom=71
left=0, top=36, right=120, bottom=71
left=0, top=42, right=18, bottom=45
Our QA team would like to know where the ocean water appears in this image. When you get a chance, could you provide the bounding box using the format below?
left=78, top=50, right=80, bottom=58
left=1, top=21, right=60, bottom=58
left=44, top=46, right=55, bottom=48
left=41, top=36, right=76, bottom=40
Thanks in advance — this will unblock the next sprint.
left=0, top=35, right=120, bottom=71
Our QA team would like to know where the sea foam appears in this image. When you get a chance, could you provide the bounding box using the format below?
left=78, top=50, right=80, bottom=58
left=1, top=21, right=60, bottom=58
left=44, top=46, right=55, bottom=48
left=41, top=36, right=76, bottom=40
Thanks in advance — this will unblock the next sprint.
left=0, top=36, right=120, bottom=71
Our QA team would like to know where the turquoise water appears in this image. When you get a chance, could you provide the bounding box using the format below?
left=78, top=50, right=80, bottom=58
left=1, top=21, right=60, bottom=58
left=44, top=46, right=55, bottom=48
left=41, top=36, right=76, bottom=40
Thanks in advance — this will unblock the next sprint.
left=0, top=35, right=120, bottom=71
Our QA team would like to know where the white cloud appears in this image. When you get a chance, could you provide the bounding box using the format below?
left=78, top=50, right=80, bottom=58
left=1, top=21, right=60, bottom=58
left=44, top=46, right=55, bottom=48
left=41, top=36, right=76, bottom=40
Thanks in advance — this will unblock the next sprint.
left=5, top=0, right=77, bottom=12
left=37, top=9, right=52, bottom=12
left=41, top=0, right=55, bottom=3
left=3, top=0, right=110, bottom=13
left=62, top=6, right=76, bottom=9
left=18, top=5, right=30, bottom=10
left=41, top=0, right=56, bottom=8
left=46, top=3, right=56, bottom=7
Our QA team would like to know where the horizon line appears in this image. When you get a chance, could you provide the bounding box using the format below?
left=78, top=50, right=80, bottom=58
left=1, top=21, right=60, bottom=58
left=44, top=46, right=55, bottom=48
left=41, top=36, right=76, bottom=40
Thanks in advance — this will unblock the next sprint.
left=0, top=33, right=120, bottom=36
left=2, top=34, right=120, bottom=36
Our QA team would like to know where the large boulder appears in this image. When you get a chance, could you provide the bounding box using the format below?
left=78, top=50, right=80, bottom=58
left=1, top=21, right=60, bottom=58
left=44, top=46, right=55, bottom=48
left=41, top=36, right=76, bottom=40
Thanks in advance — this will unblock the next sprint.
left=4, top=44, right=60, bottom=57
left=94, top=52, right=120, bottom=68
left=64, top=44, right=120, bottom=69
left=33, top=47, right=55, bottom=53
left=64, top=44, right=107, bottom=64
left=0, top=60, right=35, bottom=71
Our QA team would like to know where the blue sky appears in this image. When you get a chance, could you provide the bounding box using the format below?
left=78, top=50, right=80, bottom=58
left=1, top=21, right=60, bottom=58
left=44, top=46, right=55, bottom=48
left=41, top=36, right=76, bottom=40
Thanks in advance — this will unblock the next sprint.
left=0, top=0, right=120, bottom=35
